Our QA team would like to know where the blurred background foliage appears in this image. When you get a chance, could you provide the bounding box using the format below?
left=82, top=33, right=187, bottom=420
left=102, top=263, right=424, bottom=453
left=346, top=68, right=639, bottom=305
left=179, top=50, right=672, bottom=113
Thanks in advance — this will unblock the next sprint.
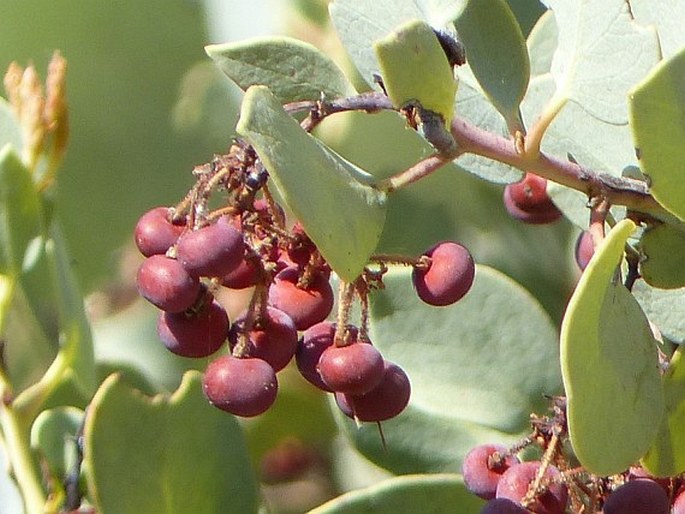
left=0, top=1, right=568, bottom=511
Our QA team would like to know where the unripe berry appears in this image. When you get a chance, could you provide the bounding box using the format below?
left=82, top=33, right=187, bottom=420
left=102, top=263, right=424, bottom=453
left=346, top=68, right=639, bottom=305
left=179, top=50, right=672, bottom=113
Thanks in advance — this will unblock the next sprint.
left=496, top=461, right=567, bottom=514
left=134, top=207, right=185, bottom=257
left=136, top=255, right=201, bottom=313
left=202, top=355, right=278, bottom=417
left=157, top=300, right=229, bottom=358
left=412, top=241, right=475, bottom=306
left=176, top=216, right=245, bottom=278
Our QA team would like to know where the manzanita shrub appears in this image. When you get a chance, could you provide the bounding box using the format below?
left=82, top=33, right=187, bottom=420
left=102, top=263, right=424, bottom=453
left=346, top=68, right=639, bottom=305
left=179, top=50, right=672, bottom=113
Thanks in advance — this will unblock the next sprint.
left=1, top=0, right=685, bottom=513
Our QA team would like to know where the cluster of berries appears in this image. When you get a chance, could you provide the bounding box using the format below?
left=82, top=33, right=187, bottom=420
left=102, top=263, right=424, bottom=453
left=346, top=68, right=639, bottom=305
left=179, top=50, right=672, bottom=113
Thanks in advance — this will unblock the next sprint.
left=133, top=143, right=476, bottom=422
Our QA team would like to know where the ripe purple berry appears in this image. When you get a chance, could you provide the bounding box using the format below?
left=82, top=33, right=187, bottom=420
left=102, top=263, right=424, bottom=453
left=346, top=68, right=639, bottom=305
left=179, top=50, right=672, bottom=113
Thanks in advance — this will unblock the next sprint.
left=228, top=307, right=298, bottom=372
left=574, top=230, right=594, bottom=271
left=503, top=173, right=562, bottom=225
left=157, top=300, right=229, bottom=358
left=203, top=355, right=278, bottom=417
left=337, top=360, right=411, bottom=422
left=603, top=479, right=669, bottom=514
left=463, top=444, right=520, bottom=500
left=267, top=266, right=334, bottom=330
left=480, top=498, right=529, bottom=514
left=176, top=216, right=245, bottom=278
left=136, top=255, right=201, bottom=313
left=317, top=341, right=384, bottom=395
left=134, top=207, right=185, bottom=257
left=412, top=241, right=475, bottom=306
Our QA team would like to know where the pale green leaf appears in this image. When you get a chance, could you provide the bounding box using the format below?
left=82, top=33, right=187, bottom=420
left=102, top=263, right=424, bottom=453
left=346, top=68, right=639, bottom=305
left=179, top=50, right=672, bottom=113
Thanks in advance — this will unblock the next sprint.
left=633, top=279, right=685, bottom=345
left=630, top=48, right=685, bottom=221
left=542, top=0, right=660, bottom=123
left=454, top=0, right=529, bottom=131
left=236, top=85, right=386, bottom=281
left=205, top=36, right=356, bottom=103
left=329, top=0, right=467, bottom=88
left=642, top=347, right=685, bottom=476
left=31, top=407, right=84, bottom=479
left=527, top=10, right=557, bottom=77
left=338, top=265, right=561, bottom=473
left=638, top=223, right=685, bottom=289
left=84, top=372, right=259, bottom=514
left=308, top=474, right=484, bottom=513
left=561, top=219, right=664, bottom=476
left=630, top=0, right=685, bottom=59
left=374, top=19, right=457, bottom=124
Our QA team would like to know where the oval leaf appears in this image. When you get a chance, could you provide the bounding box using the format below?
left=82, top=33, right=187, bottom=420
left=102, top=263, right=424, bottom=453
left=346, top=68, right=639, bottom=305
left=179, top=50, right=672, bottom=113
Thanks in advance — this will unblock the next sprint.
left=309, top=474, right=483, bottom=513
left=337, top=265, right=561, bottom=474
left=84, top=371, right=259, bottom=514
left=642, top=347, right=685, bottom=476
left=638, top=223, right=685, bottom=289
left=236, top=85, right=387, bottom=281
left=205, top=36, right=356, bottom=103
left=374, top=19, right=457, bottom=124
left=560, top=219, right=664, bottom=476
left=633, top=279, right=685, bottom=345
left=31, top=407, right=84, bottom=479
left=630, top=48, right=685, bottom=222
left=454, top=0, right=529, bottom=132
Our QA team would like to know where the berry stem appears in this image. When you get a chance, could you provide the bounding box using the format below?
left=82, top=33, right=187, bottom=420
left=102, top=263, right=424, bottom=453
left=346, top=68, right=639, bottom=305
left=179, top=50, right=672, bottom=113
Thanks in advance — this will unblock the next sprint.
left=334, top=281, right=356, bottom=347
left=375, top=153, right=452, bottom=193
left=521, top=431, right=560, bottom=509
left=371, top=253, right=427, bottom=268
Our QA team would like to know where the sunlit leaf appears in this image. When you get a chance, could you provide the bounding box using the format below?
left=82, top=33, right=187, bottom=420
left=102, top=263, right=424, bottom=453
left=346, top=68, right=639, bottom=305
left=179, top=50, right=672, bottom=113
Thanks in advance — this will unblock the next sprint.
left=561, top=219, right=664, bottom=475
left=237, top=85, right=387, bottom=281
left=527, top=10, right=557, bottom=77
left=630, top=0, right=685, bottom=58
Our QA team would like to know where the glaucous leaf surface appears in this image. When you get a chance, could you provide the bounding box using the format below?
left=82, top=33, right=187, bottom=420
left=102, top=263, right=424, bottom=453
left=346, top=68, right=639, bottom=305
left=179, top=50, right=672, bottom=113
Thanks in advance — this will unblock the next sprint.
left=309, top=474, right=484, bottom=513
left=638, top=224, right=685, bottom=289
left=527, top=10, right=557, bottom=77
left=560, top=219, right=664, bottom=476
left=30, top=407, right=83, bottom=480
left=630, top=49, right=685, bottom=222
left=374, top=20, right=457, bottom=125
left=206, top=36, right=356, bottom=103
left=237, top=85, right=387, bottom=281
left=642, top=346, right=685, bottom=477
left=329, top=0, right=467, bottom=88
left=454, top=0, right=529, bottom=132
left=632, top=279, right=685, bottom=345
left=337, top=265, right=561, bottom=474
left=84, top=372, right=258, bottom=514
left=542, top=0, right=660, bottom=123
left=630, top=0, right=685, bottom=58
left=0, top=443, right=24, bottom=514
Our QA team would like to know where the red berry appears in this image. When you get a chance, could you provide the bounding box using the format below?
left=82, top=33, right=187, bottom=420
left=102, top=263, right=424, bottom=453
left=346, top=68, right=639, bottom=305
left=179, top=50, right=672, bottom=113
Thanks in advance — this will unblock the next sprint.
left=480, top=498, right=529, bottom=514
left=503, top=173, right=562, bottom=224
left=297, top=321, right=357, bottom=392
left=221, top=257, right=261, bottom=289
left=176, top=216, right=245, bottom=278
left=496, top=461, right=567, bottom=514
left=317, top=342, right=384, bottom=395
left=412, top=241, right=475, bottom=306
left=673, top=486, right=685, bottom=514
left=603, top=479, right=669, bottom=514
left=463, top=444, right=520, bottom=500
left=203, top=355, right=278, bottom=417
left=134, top=207, right=185, bottom=257
left=267, top=266, right=334, bottom=330
left=136, top=255, right=201, bottom=313
left=228, top=307, right=298, bottom=372
left=337, top=361, right=411, bottom=422
left=574, top=230, right=594, bottom=271
left=157, top=300, right=228, bottom=358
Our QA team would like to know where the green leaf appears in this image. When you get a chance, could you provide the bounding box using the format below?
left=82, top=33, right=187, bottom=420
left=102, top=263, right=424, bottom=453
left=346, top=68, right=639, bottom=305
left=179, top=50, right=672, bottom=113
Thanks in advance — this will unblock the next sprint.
left=638, top=223, right=685, bottom=289
left=30, top=407, right=84, bottom=480
left=308, top=474, right=484, bottom=513
left=630, top=48, right=685, bottom=222
left=374, top=19, right=457, bottom=125
left=632, top=279, right=685, bottom=345
left=84, top=371, right=259, bottom=514
left=236, top=85, right=387, bottom=281
left=205, top=36, right=356, bottom=103
left=542, top=0, right=660, bottom=123
left=560, top=219, right=664, bottom=476
left=630, top=0, right=685, bottom=59
left=329, top=0, right=467, bottom=88
left=454, top=0, right=529, bottom=132
left=527, top=10, right=557, bottom=77
left=642, top=347, right=685, bottom=477
left=337, top=265, right=561, bottom=474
